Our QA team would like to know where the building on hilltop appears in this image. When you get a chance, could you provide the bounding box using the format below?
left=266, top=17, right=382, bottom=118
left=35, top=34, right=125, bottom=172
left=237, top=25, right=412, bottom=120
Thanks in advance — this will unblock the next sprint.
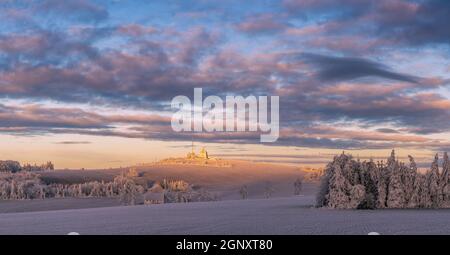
left=199, top=147, right=209, bottom=159
left=186, top=145, right=209, bottom=160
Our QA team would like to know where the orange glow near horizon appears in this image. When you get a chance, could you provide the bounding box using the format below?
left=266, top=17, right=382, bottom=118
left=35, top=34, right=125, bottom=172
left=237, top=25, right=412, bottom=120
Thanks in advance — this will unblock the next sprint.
left=0, top=134, right=439, bottom=170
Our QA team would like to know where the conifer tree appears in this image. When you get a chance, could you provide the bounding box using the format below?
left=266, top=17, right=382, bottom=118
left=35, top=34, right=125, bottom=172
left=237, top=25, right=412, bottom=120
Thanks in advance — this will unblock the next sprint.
left=376, top=164, right=388, bottom=208
left=326, top=161, right=350, bottom=209
left=408, top=173, right=422, bottom=208
left=441, top=152, right=449, bottom=203
left=358, top=160, right=378, bottom=209
left=420, top=172, right=433, bottom=208
left=316, top=157, right=335, bottom=207
left=429, top=154, right=441, bottom=208
left=349, top=184, right=366, bottom=209
left=315, top=151, right=449, bottom=209
left=387, top=150, right=396, bottom=174
left=387, top=160, right=406, bottom=208
left=404, top=156, right=417, bottom=205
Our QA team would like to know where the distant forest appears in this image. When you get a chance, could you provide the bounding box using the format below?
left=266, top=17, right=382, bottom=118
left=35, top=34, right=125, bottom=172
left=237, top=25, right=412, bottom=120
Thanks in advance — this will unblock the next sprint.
left=0, top=160, right=54, bottom=172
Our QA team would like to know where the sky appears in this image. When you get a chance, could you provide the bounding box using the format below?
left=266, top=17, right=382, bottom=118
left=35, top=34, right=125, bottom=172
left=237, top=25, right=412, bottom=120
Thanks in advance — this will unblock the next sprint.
left=0, top=0, right=450, bottom=169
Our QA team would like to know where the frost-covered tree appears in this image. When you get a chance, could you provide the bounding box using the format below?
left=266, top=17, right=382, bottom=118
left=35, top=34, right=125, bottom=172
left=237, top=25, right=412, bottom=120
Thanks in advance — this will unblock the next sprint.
left=0, top=160, right=22, bottom=173
left=441, top=152, right=449, bottom=203
left=387, top=150, right=396, bottom=173
left=405, top=156, right=420, bottom=208
left=408, top=174, right=422, bottom=208
left=326, top=160, right=351, bottom=209
left=387, top=161, right=406, bottom=208
left=418, top=173, right=433, bottom=208
left=316, top=150, right=449, bottom=209
left=375, top=160, right=389, bottom=208
left=428, top=154, right=441, bottom=208
left=315, top=160, right=333, bottom=207
left=358, top=160, right=378, bottom=209
left=114, top=175, right=144, bottom=205
left=403, top=156, right=417, bottom=205
left=349, top=184, right=366, bottom=209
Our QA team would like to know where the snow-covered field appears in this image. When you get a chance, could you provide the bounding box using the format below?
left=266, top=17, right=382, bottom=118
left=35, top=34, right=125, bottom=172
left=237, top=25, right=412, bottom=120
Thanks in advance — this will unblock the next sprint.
left=0, top=198, right=121, bottom=213
left=0, top=160, right=315, bottom=214
left=1, top=196, right=450, bottom=235
left=1, top=161, right=449, bottom=235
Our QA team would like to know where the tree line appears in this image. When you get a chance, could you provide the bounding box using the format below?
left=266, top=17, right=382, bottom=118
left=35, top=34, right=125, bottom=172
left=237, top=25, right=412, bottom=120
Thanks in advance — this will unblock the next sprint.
left=0, top=160, right=54, bottom=173
left=317, top=150, right=449, bottom=209
left=0, top=172, right=143, bottom=205
left=0, top=170, right=217, bottom=205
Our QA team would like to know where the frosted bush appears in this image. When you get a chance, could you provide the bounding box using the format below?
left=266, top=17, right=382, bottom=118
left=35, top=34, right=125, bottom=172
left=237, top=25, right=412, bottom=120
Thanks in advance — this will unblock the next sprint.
left=160, top=179, right=190, bottom=192
left=159, top=179, right=217, bottom=203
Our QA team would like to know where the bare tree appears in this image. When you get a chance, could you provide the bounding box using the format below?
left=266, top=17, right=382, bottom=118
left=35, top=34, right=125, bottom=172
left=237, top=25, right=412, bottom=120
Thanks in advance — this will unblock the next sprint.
left=264, top=182, right=274, bottom=199
left=294, top=178, right=303, bottom=195
left=239, top=185, right=248, bottom=200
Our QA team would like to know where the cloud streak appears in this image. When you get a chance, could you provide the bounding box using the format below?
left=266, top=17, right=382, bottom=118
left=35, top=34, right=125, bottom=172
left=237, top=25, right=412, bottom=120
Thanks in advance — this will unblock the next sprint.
left=301, top=53, right=419, bottom=83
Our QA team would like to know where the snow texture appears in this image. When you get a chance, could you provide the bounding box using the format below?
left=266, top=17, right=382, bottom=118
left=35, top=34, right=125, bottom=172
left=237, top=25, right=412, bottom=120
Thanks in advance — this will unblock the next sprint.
left=1, top=196, right=450, bottom=235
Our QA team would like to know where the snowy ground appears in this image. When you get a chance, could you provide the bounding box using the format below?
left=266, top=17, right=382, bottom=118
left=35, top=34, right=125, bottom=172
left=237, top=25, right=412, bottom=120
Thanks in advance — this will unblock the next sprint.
left=0, top=160, right=314, bottom=213
left=1, top=196, right=450, bottom=235
left=0, top=198, right=120, bottom=213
